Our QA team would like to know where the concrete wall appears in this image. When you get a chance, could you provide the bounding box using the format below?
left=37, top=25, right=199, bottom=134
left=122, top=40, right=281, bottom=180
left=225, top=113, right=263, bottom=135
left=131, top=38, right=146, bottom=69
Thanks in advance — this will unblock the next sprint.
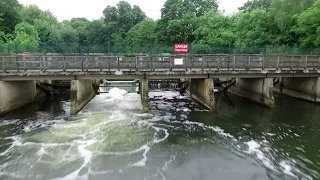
left=140, top=79, right=149, bottom=113
left=186, top=79, right=215, bottom=110
left=276, top=77, right=320, bottom=103
left=70, top=80, right=97, bottom=115
left=230, top=78, right=275, bottom=108
left=0, top=81, right=41, bottom=116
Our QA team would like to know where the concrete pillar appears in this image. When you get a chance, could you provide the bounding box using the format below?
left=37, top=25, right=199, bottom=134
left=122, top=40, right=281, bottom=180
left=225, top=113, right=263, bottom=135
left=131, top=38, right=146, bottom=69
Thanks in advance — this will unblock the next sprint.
left=186, top=79, right=215, bottom=110
left=70, top=80, right=97, bottom=115
left=230, top=78, right=275, bottom=108
left=140, top=79, right=149, bottom=113
left=0, top=81, right=38, bottom=116
left=276, top=77, right=320, bottom=103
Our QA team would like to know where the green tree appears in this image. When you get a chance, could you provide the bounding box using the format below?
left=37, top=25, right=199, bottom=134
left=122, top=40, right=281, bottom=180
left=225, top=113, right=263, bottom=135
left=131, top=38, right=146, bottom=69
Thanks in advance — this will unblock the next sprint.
left=2, top=0, right=319, bottom=55
left=239, top=0, right=271, bottom=12
left=116, top=1, right=134, bottom=32
left=19, top=5, right=43, bottom=24
left=195, top=11, right=235, bottom=47
left=234, top=10, right=277, bottom=51
left=166, top=13, right=198, bottom=44
left=59, top=24, right=78, bottom=53
left=63, top=18, right=90, bottom=47
left=19, top=5, right=63, bottom=52
left=102, top=1, right=146, bottom=52
left=0, top=31, right=7, bottom=52
left=126, top=18, right=157, bottom=52
left=0, top=0, right=21, bottom=34
left=157, top=0, right=218, bottom=45
left=86, top=19, right=108, bottom=53
left=160, top=0, right=218, bottom=21
left=132, top=5, right=146, bottom=25
left=268, top=0, right=315, bottom=46
left=13, top=22, right=39, bottom=52
left=271, top=0, right=315, bottom=32
left=295, top=0, right=320, bottom=47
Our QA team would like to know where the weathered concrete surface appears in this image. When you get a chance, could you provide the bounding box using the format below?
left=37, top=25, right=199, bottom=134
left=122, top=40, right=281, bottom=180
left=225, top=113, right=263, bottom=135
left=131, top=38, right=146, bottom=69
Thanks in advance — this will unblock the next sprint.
left=275, top=77, right=320, bottom=103
left=141, top=79, right=149, bottom=113
left=70, top=80, right=97, bottom=115
left=186, top=79, right=215, bottom=110
left=2, top=55, right=320, bottom=80
left=0, top=81, right=45, bottom=116
left=230, top=78, right=275, bottom=108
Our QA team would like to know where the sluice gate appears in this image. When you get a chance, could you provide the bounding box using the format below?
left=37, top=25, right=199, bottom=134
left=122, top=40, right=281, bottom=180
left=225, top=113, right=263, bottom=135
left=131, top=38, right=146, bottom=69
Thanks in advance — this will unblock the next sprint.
left=99, top=80, right=140, bottom=94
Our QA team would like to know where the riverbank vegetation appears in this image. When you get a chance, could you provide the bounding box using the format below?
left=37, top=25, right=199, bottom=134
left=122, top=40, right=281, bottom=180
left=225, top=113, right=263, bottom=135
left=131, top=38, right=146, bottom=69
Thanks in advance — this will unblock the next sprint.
left=0, top=0, right=320, bottom=54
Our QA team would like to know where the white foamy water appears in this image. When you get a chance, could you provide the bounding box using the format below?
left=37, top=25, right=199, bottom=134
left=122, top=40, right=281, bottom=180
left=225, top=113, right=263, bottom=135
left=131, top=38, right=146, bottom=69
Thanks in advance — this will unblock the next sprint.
left=0, top=88, right=175, bottom=179
left=245, top=140, right=277, bottom=171
left=0, top=88, right=315, bottom=180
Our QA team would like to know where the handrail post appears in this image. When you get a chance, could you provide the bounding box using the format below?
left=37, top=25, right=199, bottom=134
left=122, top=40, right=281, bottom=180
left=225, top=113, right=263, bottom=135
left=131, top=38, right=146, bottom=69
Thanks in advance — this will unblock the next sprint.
left=81, top=56, right=84, bottom=72
left=2, top=57, right=6, bottom=73
left=277, top=56, right=280, bottom=70
left=291, top=56, right=294, bottom=70
left=233, top=56, right=236, bottom=71
left=23, top=55, right=27, bottom=71
left=108, top=57, right=111, bottom=71
left=185, top=54, right=188, bottom=71
left=247, top=56, right=251, bottom=71
left=151, top=56, right=154, bottom=71
left=135, top=56, right=138, bottom=71
left=16, top=56, right=20, bottom=72
left=63, top=56, right=66, bottom=72
left=189, top=55, right=192, bottom=70
left=43, top=56, right=47, bottom=72
left=217, top=56, right=220, bottom=71
left=86, top=55, right=88, bottom=72
left=263, top=54, right=266, bottom=70
left=99, top=56, right=102, bottom=71
left=201, top=56, right=204, bottom=70
left=227, top=55, right=230, bottom=71
left=40, top=55, right=43, bottom=71
left=169, top=56, right=172, bottom=71
left=304, top=56, right=308, bottom=70
left=318, top=56, right=320, bottom=71
left=117, top=56, right=120, bottom=71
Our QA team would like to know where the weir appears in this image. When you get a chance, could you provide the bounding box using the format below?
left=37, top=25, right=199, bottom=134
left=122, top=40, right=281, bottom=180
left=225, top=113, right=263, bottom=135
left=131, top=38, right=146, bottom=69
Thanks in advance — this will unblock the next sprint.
left=1, top=54, right=320, bottom=115
left=0, top=79, right=104, bottom=116
left=185, top=79, right=215, bottom=110
left=100, top=80, right=139, bottom=93
left=140, top=78, right=150, bottom=113
left=1, top=77, right=320, bottom=116
left=0, top=81, right=46, bottom=116
left=70, top=80, right=99, bottom=115
left=230, top=78, right=275, bottom=108
left=276, top=77, right=320, bottom=103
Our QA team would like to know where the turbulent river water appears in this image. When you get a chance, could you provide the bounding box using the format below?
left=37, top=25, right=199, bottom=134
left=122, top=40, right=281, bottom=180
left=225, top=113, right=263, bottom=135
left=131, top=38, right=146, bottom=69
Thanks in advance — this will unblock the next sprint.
left=0, top=88, right=319, bottom=180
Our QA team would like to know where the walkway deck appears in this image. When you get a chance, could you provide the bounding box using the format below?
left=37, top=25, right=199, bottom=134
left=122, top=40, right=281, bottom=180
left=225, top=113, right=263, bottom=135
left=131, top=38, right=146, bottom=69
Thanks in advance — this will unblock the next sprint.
left=0, top=54, right=319, bottom=80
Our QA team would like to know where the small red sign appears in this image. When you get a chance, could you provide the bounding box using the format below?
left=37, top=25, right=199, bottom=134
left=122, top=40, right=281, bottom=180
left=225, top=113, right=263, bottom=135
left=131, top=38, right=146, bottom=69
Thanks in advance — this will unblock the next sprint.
left=174, top=43, right=189, bottom=53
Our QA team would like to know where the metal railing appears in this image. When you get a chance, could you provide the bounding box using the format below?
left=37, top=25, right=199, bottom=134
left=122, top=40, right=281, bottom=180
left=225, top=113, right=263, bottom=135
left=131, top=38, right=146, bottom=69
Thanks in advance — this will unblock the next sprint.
left=1, top=54, right=320, bottom=73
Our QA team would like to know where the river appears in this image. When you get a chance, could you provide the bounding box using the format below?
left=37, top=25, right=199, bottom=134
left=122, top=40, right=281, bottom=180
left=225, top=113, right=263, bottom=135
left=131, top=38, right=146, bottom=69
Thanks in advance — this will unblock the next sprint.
left=0, top=88, right=319, bottom=180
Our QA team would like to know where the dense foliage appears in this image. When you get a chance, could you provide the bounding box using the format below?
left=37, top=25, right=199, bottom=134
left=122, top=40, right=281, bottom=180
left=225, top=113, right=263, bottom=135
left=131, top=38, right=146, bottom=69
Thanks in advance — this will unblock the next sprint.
left=0, top=0, right=319, bottom=54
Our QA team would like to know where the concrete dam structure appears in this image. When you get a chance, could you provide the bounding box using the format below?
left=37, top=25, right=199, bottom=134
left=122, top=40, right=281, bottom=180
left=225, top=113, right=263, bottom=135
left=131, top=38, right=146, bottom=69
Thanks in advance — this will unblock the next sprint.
left=1, top=54, right=320, bottom=115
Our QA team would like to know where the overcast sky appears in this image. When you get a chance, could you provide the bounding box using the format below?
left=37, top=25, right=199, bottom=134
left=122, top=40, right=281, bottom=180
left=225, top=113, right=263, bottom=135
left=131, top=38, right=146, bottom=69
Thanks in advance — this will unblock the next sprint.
left=18, top=0, right=247, bottom=21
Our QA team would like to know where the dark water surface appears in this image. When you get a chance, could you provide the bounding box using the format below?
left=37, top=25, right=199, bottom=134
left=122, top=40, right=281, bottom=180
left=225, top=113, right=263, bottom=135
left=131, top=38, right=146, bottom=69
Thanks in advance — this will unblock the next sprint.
left=0, top=89, right=319, bottom=180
